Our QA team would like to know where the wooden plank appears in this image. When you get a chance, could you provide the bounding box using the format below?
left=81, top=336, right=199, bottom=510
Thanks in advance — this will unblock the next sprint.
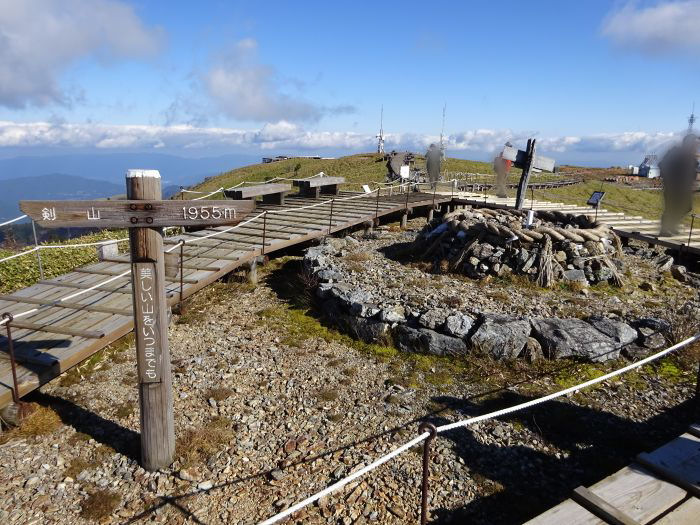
left=224, top=183, right=291, bottom=199
left=0, top=294, right=131, bottom=316
left=7, top=319, right=105, bottom=339
left=293, top=176, right=345, bottom=188
left=571, top=486, right=641, bottom=525
left=74, top=267, right=200, bottom=285
left=636, top=433, right=700, bottom=498
left=98, top=256, right=223, bottom=272
left=524, top=499, right=603, bottom=525
left=688, top=424, right=700, bottom=439
left=20, top=199, right=256, bottom=228
left=587, top=465, right=687, bottom=523
left=654, top=497, right=700, bottom=524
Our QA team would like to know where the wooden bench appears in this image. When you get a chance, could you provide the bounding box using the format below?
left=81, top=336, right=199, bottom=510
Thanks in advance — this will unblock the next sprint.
left=293, top=176, right=345, bottom=198
left=224, top=183, right=292, bottom=205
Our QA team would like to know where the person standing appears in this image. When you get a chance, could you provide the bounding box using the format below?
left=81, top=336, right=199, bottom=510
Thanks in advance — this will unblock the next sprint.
left=425, top=143, right=441, bottom=189
left=659, top=134, right=699, bottom=236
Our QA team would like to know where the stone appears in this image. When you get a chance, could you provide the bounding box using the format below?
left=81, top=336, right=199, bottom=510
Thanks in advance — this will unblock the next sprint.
left=522, top=337, right=544, bottom=362
left=317, top=269, right=343, bottom=282
left=554, top=251, right=567, bottom=263
left=636, top=327, right=666, bottom=349
left=394, top=325, right=468, bottom=356
left=349, top=302, right=380, bottom=318
left=521, top=253, right=537, bottom=272
left=670, top=265, right=687, bottom=283
left=469, top=314, right=531, bottom=360
left=178, top=468, right=199, bottom=482
left=418, top=309, right=449, bottom=330
left=335, top=314, right=390, bottom=344
left=379, top=305, right=406, bottom=323
left=654, top=255, right=674, bottom=272
left=197, top=480, right=214, bottom=491
left=444, top=313, right=475, bottom=338
left=24, top=476, right=40, bottom=487
left=562, top=269, right=588, bottom=286
left=531, top=318, right=620, bottom=362
left=639, top=281, right=655, bottom=292
left=586, top=316, right=637, bottom=346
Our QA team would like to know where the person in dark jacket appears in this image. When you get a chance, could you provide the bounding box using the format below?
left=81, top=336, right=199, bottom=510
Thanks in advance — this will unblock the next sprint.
left=659, top=134, right=698, bottom=236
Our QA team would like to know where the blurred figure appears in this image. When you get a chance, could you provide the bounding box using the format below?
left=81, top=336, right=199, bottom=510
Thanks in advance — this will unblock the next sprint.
left=659, top=134, right=699, bottom=236
left=426, top=143, right=441, bottom=188
left=493, top=142, right=513, bottom=198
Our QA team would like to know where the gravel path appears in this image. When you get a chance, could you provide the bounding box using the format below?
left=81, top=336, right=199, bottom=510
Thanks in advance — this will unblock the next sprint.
left=1, top=218, right=699, bottom=525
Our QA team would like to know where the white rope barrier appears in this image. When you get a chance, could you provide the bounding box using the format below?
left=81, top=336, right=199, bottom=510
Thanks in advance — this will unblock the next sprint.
left=0, top=214, right=27, bottom=227
left=0, top=247, right=40, bottom=264
left=257, top=333, right=700, bottom=525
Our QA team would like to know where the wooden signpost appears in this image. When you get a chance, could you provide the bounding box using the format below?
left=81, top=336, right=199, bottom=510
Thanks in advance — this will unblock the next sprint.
left=501, top=140, right=556, bottom=209
left=20, top=169, right=254, bottom=470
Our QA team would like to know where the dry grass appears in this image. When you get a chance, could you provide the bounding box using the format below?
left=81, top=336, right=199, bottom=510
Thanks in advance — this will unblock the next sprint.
left=205, top=387, right=233, bottom=402
left=0, top=404, right=61, bottom=444
left=177, top=416, right=234, bottom=468
left=64, top=458, right=94, bottom=479
left=80, top=489, right=121, bottom=521
left=317, top=388, right=339, bottom=402
left=114, top=402, right=134, bottom=419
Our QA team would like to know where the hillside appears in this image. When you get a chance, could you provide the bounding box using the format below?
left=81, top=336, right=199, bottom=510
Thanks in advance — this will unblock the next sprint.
left=190, top=153, right=497, bottom=193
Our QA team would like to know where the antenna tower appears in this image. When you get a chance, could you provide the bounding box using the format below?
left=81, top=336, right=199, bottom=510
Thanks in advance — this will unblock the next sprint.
left=376, top=105, right=385, bottom=154
left=689, top=102, right=696, bottom=134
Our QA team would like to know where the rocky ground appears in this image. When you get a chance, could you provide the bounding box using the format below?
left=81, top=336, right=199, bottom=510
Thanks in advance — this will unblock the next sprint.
left=1, top=217, right=699, bottom=525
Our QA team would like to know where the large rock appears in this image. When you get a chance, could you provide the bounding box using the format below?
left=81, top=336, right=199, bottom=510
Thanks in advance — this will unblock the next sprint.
left=444, top=313, right=475, bottom=338
left=379, top=305, right=406, bottom=323
left=632, top=318, right=670, bottom=350
left=469, top=314, right=531, bottom=360
left=418, top=309, right=449, bottom=330
left=334, top=313, right=390, bottom=344
left=586, top=316, right=637, bottom=346
left=531, top=318, right=620, bottom=362
left=394, top=325, right=467, bottom=356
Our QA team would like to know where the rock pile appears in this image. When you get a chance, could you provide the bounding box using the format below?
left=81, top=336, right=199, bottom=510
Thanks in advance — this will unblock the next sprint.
left=304, top=237, right=672, bottom=363
left=414, top=207, right=624, bottom=287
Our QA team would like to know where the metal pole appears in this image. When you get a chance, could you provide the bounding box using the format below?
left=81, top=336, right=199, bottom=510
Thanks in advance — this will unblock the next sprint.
left=375, top=187, right=381, bottom=221
left=261, top=211, right=268, bottom=255
left=31, top=220, right=44, bottom=280
left=328, top=199, right=335, bottom=234
left=178, top=240, right=186, bottom=315
left=530, top=187, right=535, bottom=210
left=180, top=186, right=184, bottom=200
left=418, top=422, right=438, bottom=525
left=685, top=214, right=695, bottom=263
left=2, top=313, right=20, bottom=405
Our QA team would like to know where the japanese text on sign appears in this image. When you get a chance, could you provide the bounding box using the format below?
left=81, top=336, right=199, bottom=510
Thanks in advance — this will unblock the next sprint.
left=134, top=262, right=161, bottom=383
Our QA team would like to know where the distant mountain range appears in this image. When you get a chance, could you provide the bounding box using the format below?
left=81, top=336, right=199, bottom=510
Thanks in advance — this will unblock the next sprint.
left=0, top=174, right=124, bottom=221
left=0, top=152, right=259, bottom=186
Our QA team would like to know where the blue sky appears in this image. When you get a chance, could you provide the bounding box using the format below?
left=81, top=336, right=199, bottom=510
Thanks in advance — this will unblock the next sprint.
left=1, top=0, right=699, bottom=165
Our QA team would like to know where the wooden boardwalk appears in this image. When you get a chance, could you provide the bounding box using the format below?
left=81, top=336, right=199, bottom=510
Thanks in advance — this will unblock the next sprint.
left=0, top=190, right=450, bottom=409
left=527, top=423, right=700, bottom=525
left=450, top=191, right=700, bottom=257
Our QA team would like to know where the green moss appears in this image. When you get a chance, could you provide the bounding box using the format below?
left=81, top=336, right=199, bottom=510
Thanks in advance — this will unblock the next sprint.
left=555, top=363, right=605, bottom=389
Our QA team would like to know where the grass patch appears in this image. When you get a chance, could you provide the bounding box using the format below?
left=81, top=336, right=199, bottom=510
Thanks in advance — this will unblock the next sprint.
left=80, top=489, right=121, bottom=521
left=64, top=458, right=94, bottom=479
left=318, top=389, right=339, bottom=402
left=205, top=387, right=233, bottom=402
left=114, top=402, right=134, bottom=419
left=0, top=404, right=61, bottom=444
left=177, top=416, right=234, bottom=469
left=60, top=333, right=135, bottom=387
left=176, top=281, right=255, bottom=325
left=555, top=363, right=605, bottom=389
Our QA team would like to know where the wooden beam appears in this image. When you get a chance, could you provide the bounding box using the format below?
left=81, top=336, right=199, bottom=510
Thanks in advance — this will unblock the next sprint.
left=0, top=295, right=132, bottom=316
left=7, top=319, right=105, bottom=339
left=571, top=486, right=641, bottom=525
left=74, top=268, right=199, bottom=285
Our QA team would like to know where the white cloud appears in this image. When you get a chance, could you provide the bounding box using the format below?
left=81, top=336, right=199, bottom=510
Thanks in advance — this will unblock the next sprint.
left=203, top=39, right=353, bottom=123
left=0, top=0, right=164, bottom=108
left=602, top=1, right=700, bottom=55
left=0, top=120, right=681, bottom=161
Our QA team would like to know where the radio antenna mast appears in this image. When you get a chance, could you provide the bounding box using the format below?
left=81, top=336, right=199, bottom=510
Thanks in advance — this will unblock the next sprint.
left=376, top=105, right=385, bottom=154
left=688, top=102, right=696, bottom=134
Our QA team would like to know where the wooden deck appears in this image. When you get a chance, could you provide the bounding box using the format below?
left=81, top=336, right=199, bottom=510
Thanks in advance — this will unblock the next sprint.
left=449, top=191, right=700, bottom=257
left=526, top=423, right=700, bottom=525
left=0, top=190, right=450, bottom=409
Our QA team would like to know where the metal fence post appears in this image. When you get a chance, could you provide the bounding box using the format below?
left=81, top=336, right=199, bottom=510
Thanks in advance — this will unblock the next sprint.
left=178, top=240, right=186, bottom=315
left=418, top=422, right=438, bottom=525
left=375, top=188, right=381, bottom=222
left=328, top=199, right=335, bottom=234
left=261, top=211, right=268, bottom=256
left=685, top=214, right=695, bottom=263
left=31, top=220, right=44, bottom=280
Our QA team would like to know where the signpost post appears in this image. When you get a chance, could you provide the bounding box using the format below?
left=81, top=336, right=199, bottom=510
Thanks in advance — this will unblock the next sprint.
left=20, top=169, right=254, bottom=471
left=501, top=140, right=556, bottom=210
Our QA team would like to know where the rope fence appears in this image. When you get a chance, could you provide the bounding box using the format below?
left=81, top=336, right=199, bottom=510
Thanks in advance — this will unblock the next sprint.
left=258, top=333, right=700, bottom=525
left=0, top=214, right=27, bottom=227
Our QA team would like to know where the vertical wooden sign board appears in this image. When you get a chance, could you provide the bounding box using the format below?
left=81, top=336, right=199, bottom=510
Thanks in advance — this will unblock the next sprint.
left=126, top=169, right=175, bottom=471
